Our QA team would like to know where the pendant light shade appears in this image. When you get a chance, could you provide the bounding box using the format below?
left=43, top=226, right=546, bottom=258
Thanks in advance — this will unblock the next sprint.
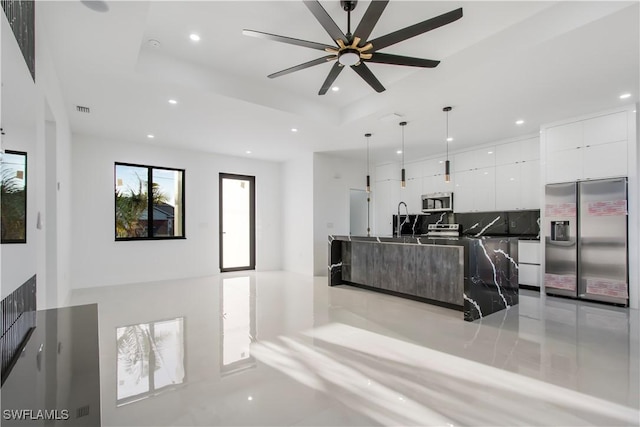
left=365, top=133, right=372, bottom=193
left=443, top=107, right=452, bottom=183
left=399, top=121, right=407, bottom=188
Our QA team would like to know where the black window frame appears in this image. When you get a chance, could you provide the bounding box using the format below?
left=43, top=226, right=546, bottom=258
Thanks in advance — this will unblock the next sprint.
left=114, top=162, right=186, bottom=241
left=1, top=149, right=28, bottom=244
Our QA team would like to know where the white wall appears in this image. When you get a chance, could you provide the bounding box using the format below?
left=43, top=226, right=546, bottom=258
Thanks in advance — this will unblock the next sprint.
left=1, top=14, right=38, bottom=300
left=282, top=154, right=313, bottom=275
left=312, top=153, right=367, bottom=276
left=70, top=135, right=282, bottom=289
left=35, top=22, right=75, bottom=308
left=1, top=8, right=74, bottom=309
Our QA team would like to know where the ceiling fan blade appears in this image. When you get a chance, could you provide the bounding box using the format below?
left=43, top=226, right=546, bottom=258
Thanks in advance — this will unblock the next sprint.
left=268, top=55, right=336, bottom=79
left=243, top=29, right=334, bottom=51
left=368, top=53, right=440, bottom=68
left=353, top=0, right=389, bottom=42
left=318, top=62, right=345, bottom=95
left=303, top=0, right=346, bottom=43
left=368, top=7, right=463, bottom=51
left=351, top=62, right=385, bottom=93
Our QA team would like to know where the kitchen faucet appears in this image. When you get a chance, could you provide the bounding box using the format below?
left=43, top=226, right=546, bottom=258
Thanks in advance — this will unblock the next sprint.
left=397, top=201, right=409, bottom=237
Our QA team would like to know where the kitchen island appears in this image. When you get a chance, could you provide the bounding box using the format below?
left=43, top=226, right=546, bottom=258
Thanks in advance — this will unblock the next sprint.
left=328, top=235, right=519, bottom=321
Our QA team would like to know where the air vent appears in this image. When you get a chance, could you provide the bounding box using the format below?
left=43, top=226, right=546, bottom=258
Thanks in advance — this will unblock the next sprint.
left=76, top=405, right=90, bottom=418
left=76, top=106, right=90, bottom=114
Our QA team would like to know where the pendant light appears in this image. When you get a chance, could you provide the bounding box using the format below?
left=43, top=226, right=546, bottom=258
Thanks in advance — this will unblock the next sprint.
left=399, top=121, right=407, bottom=188
left=443, top=106, right=452, bottom=182
left=365, top=133, right=372, bottom=193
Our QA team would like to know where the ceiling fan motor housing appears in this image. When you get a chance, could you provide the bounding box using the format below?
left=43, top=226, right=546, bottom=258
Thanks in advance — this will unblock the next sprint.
left=340, top=0, right=357, bottom=12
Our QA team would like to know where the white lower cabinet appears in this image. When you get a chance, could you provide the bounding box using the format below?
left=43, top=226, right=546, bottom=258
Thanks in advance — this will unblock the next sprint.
left=518, top=240, right=541, bottom=288
left=519, top=264, right=541, bottom=287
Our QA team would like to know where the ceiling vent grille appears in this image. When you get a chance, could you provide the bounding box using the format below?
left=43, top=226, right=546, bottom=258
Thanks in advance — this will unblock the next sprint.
left=76, top=105, right=90, bottom=114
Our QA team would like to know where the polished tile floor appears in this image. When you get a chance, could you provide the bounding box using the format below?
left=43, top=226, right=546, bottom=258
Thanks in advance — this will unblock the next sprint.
left=69, top=271, right=640, bottom=426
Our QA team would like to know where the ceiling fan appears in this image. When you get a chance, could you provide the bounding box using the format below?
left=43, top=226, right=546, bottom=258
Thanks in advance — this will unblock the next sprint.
left=243, top=0, right=463, bottom=95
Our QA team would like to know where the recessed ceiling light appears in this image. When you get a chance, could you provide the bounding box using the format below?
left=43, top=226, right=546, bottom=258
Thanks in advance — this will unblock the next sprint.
left=439, top=160, right=444, bottom=164
left=189, top=33, right=200, bottom=42
left=515, top=119, right=524, bottom=125
left=247, top=396, right=253, bottom=401
left=331, top=86, right=339, bottom=92
left=168, top=99, right=177, bottom=104
left=488, top=151, right=493, bottom=154
left=147, top=134, right=154, bottom=139
left=245, top=150, right=252, bottom=154
left=291, top=128, right=298, bottom=132
left=619, top=93, right=631, bottom=99
left=396, top=150, right=402, bottom=154
left=446, top=137, right=453, bottom=142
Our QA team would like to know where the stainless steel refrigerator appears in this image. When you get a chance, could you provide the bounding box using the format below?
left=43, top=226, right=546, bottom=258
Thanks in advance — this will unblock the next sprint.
left=544, top=178, right=628, bottom=306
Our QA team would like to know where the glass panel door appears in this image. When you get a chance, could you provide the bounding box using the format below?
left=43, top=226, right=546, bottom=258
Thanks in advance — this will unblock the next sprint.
left=219, top=173, right=255, bottom=271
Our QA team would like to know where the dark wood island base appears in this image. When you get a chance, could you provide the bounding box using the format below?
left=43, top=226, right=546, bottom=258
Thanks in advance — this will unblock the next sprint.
left=329, top=235, right=519, bottom=321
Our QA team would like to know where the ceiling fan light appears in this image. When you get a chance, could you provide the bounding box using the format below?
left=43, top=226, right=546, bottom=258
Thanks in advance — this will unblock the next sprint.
left=338, top=50, right=360, bottom=66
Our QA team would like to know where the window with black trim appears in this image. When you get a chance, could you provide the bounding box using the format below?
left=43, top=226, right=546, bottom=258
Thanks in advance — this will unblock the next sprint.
left=1, top=150, right=27, bottom=244
left=115, top=163, right=185, bottom=240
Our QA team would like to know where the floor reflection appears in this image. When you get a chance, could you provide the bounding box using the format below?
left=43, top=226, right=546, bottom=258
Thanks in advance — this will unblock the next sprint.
left=116, top=317, right=185, bottom=405
left=62, top=272, right=638, bottom=426
left=221, top=276, right=256, bottom=375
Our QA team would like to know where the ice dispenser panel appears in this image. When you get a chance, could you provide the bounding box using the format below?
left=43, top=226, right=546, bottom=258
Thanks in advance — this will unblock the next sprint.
left=551, top=221, right=570, bottom=242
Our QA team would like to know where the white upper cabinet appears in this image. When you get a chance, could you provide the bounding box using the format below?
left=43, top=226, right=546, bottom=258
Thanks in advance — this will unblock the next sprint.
left=375, top=162, right=399, bottom=181
left=521, top=137, right=541, bottom=161
left=454, top=147, right=495, bottom=172
left=582, top=140, right=628, bottom=179
left=495, top=163, right=521, bottom=210
left=495, top=141, right=522, bottom=165
left=583, top=112, right=627, bottom=147
left=520, top=160, right=541, bottom=209
left=495, top=137, right=540, bottom=165
left=547, top=121, right=583, bottom=153
left=454, top=167, right=495, bottom=212
left=497, top=160, right=541, bottom=210
left=544, top=110, right=629, bottom=183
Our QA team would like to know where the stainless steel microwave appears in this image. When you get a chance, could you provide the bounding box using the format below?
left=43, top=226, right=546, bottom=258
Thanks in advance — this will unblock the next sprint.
left=421, top=192, right=453, bottom=213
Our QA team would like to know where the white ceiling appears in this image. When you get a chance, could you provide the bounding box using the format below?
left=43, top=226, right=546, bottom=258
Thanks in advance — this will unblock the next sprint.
left=33, top=0, right=640, bottom=163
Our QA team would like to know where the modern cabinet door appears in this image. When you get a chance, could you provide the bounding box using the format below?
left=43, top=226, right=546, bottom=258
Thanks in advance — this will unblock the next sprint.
left=495, top=163, right=521, bottom=210
left=403, top=177, right=422, bottom=213
left=454, top=147, right=495, bottom=172
left=453, top=170, right=475, bottom=212
left=374, top=180, right=398, bottom=236
left=546, top=146, right=583, bottom=183
left=547, top=121, right=583, bottom=152
left=583, top=112, right=627, bottom=147
left=545, top=112, right=628, bottom=183
left=520, top=160, right=541, bottom=209
left=474, top=167, right=496, bottom=212
left=454, top=168, right=495, bottom=212
left=582, top=140, right=628, bottom=180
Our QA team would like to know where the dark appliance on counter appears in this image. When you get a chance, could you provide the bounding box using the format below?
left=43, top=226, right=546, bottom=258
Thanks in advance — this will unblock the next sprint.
left=426, top=223, right=461, bottom=237
left=421, top=192, right=453, bottom=213
left=544, top=178, right=628, bottom=306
